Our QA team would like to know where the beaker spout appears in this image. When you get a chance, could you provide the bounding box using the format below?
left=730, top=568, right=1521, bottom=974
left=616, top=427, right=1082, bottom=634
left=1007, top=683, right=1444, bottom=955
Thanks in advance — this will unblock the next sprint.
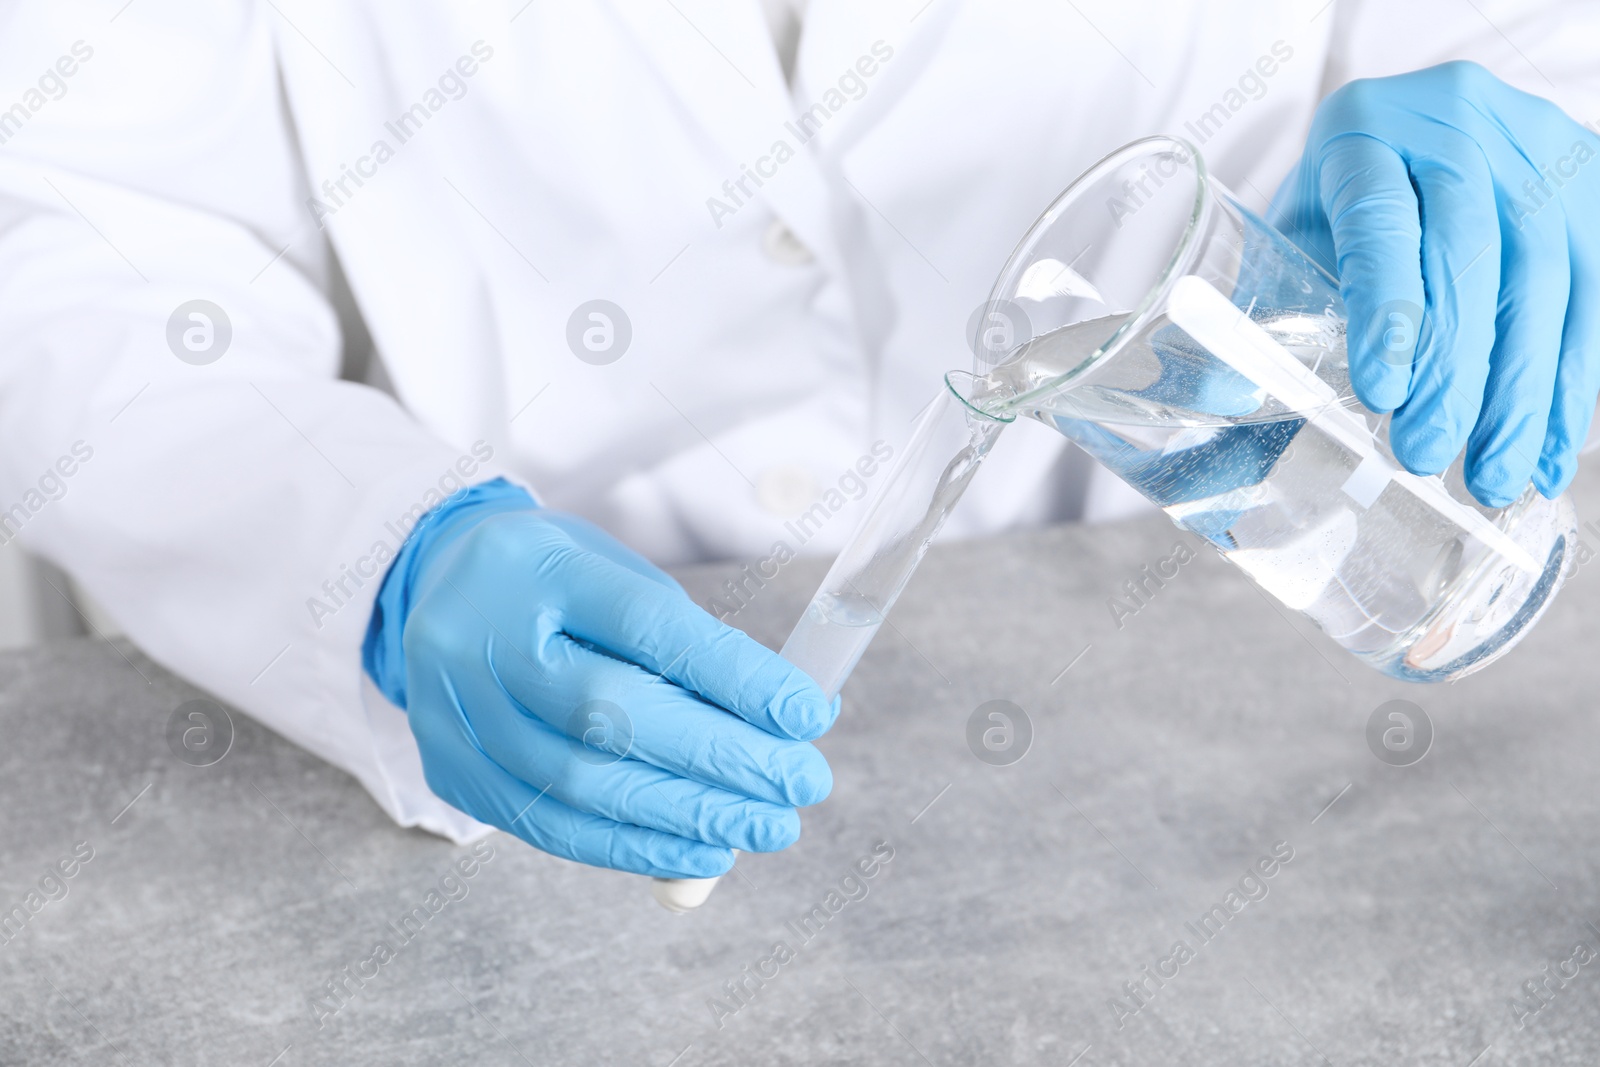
left=779, top=376, right=1012, bottom=698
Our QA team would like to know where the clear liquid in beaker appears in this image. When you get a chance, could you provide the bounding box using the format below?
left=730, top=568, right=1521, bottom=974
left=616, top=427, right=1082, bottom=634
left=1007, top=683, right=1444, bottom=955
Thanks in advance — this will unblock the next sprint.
left=989, top=313, right=1573, bottom=681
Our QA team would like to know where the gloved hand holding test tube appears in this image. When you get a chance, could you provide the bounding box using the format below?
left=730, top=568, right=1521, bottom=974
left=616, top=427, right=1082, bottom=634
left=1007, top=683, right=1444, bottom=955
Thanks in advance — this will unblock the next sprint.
left=653, top=133, right=1579, bottom=911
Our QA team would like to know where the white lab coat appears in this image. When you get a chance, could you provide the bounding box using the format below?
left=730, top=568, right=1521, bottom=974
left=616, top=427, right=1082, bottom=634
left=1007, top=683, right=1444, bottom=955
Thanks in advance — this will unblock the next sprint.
left=0, top=0, right=1594, bottom=840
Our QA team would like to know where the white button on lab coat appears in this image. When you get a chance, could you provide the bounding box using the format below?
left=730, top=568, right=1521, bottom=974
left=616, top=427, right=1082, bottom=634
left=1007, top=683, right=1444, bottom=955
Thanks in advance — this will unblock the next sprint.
left=0, top=0, right=1593, bottom=839
left=762, top=219, right=816, bottom=266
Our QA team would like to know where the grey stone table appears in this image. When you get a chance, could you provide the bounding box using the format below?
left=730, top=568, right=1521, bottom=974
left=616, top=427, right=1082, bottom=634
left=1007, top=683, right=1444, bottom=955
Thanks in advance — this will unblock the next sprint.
left=4, top=467, right=1600, bottom=1067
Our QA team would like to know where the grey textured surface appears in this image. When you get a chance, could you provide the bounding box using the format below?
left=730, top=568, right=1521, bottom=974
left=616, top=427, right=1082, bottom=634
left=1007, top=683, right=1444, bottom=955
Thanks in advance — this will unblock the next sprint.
left=3, top=465, right=1600, bottom=1066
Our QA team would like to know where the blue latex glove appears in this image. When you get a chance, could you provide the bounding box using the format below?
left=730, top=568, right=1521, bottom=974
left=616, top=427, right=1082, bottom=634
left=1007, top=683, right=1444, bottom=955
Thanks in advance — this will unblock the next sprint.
left=363, top=480, right=836, bottom=879
left=1273, top=61, right=1600, bottom=507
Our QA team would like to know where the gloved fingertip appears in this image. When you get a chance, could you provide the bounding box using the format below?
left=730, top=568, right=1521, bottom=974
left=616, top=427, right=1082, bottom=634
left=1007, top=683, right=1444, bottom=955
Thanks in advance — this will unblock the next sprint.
left=1390, top=421, right=1460, bottom=478
left=786, top=751, right=833, bottom=808
left=1466, top=472, right=1520, bottom=508
left=672, top=844, right=736, bottom=879
left=1393, top=447, right=1448, bottom=479
left=1534, top=452, right=1573, bottom=499
left=1468, top=447, right=1539, bottom=509
left=813, top=693, right=842, bottom=736
left=775, top=681, right=836, bottom=741
left=1344, top=287, right=1422, bottom=415
left=1470, top=486, right=1517, bottom=510
left=744, top=807, right=801, bottom=853
left=1347, top=324, right=1413, bottom=414
left=797, top=698, right=833, bottom=741
left=1350, top=367, right=1408, bottom=417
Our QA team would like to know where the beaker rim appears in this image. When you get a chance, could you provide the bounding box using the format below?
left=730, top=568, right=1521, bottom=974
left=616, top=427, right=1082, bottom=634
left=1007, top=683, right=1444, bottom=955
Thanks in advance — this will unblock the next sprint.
left=981, top=134, right=1212, bottom=414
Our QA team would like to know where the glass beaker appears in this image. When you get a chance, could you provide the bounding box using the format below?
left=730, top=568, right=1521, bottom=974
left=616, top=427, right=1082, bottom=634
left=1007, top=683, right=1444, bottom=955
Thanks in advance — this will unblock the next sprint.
left=977, top=135, right=1575, bottom=681
left=782, top=134, right=1576, bottom=689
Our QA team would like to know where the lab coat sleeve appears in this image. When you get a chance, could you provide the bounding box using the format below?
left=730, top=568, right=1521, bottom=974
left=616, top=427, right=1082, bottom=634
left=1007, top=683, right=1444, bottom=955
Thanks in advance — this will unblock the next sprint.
left=0, top=3, right=505, bottom=840
left=1321, top=0, right=1600, bottom=118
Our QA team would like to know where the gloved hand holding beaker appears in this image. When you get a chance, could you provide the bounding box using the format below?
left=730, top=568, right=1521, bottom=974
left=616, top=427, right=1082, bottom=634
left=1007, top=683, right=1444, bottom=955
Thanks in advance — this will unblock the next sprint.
left=1274, top=61, right=1600, bottom=507
left=362, top=479, right=836, bottom=879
